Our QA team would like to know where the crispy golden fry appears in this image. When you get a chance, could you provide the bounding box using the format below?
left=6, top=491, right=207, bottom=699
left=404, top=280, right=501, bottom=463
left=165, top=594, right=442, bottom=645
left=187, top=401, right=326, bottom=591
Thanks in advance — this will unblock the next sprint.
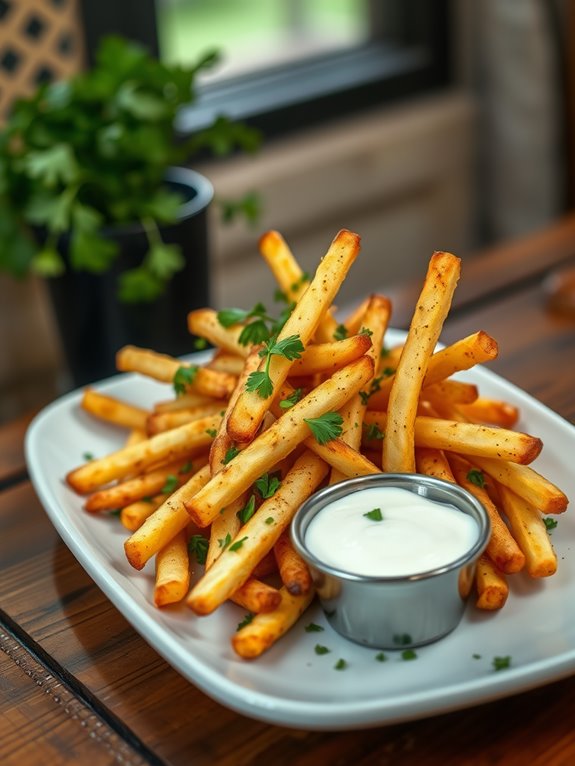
left=67, top=415, right=220, bottom=494
left=154, top=392, right=218, bottom=413
left=497, top=484, right=557, bottom=577
left=415, top=447, right=455, bottom=482
left=210, top=348, right=262, bottom=473
left=84, top=459, right=194, bottom=512
left=457, top=397, right=520, bottom=428
left=464, top=455, right=568, bottom=515
left=232, top=586, right=315, bottom=659
left=290, top=333, right=372, bottom=376
left=187, top=450, right=328, bottom=614
left=259, top=230, right=310, bottom=303
left=147, top=401, right=227, bottom=435
left=341, top=296, right=371, bottom=336
left=154, top=530, right=190, bottom=607
left=369, top=331, right=498, bottom=411
left=81, top=389, right=149, bottom=431
left=205, top=495, right=243, bottom=569
left=423, top=380, right=479, bottom=407
left=475, top=554, right=509, bottom=610
left=227, top=230, right=361, bottom=443
left=187, top=308, right=247, bottom=357
left=383, top=251, right=461, bottom=472
left=116, top=345, right=237, bottom=400
left=124, top=463, right=210, bottom=570
left=186, top=355, right=372, bottom=527
left=364, top=411, right=542, bottom=464
left=124, top=428, right=148, bottom=446
left=206, top=351, right=246, bottom=375
left=449, top=455, right=525, bottom=574
left=231, top=578, right=282, bottom=614
left=120, top=495, right=164, bottom=531
left=330, top=294, right=390, bottom=484
left=274, top=530, right=312, bottom=595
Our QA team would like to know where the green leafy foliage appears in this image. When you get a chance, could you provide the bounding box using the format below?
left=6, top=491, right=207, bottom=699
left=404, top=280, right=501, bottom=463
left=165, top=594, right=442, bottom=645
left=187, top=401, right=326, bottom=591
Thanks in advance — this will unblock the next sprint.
left=0, top=36, right=260, bottom=301
left=303, top=412, right=344, bottom=445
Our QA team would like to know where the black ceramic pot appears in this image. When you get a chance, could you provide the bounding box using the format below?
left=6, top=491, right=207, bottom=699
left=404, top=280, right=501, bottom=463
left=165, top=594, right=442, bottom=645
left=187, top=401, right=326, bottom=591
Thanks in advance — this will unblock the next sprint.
left=46, top=167, right=213, bottom=387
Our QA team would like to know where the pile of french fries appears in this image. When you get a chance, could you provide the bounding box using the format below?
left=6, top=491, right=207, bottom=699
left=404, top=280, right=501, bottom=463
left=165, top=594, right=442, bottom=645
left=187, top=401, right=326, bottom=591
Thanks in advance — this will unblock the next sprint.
left=66, top=229, right=569, bottom=659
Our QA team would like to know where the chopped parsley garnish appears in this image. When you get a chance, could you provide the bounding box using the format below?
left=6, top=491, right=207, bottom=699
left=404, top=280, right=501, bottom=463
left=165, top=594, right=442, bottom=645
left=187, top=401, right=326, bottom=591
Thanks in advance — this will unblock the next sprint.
left=375, top=652, right=387, bottom=662
left=467, top=469, right=486, bottom=488
left=237, top=495, right=256, bottom=524
left=265, top=516, right=275, bottom=525
left=161, top=474, right=178, bottom=494
left=304, top=412, right=343, bottom=445
left=492, top=655, right=511, bottom=671
left=314, top=644, right=331, bottom=655
left=472, top=653, right=481, bottom=660
left=188, top=534, right=208, bottom=565
left=206, top=428, right=217, bottom=438
left=255, top=472, right=281, bottom=499
left=217, top=302, right=295, bottom=347
left=334, top=659, right=348, bottom=671
left=222, top=445, right=240, bottom=464
left=381, top=367, right=395, bottom=377
left=246, top=334, right=304, bottom=399
left=393, top=633, right=412, bottom=646
left=333, top=324, right=348, bottom=341
left=193, top=337, right=208, bottom=350
left=279, top=387, right=303, bottom=409
left=304, top=623, right=324, bottom=633
left=237, top=613, right=254, bottom=631
left=401, top=649, right=417, bottom=661
left=218, top=533, right=232, bottom=550
left=543, top=517, right=558, bottom=532
left=179, top=461, right=193, bottom=474
left=363, top=508, right=383, bottom=522
left=290, top=272, right=309, bottom=293
left=359, top=375, right=384, bottom=405
left=229, top=535, right=248, bottom=552
left=173, top=365, right=198, bottom=395
left=82, top=451, right=94, bottom=461
left=108, top=508, right=122, bottom=518
left=364, top=422, right=385, bottom=441
left=359, top=327, right=373, bottom=337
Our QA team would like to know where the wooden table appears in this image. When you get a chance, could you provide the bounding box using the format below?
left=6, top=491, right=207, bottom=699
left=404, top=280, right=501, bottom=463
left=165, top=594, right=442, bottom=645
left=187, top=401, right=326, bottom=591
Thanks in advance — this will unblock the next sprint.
left=2, top=217, right=575, bottom=766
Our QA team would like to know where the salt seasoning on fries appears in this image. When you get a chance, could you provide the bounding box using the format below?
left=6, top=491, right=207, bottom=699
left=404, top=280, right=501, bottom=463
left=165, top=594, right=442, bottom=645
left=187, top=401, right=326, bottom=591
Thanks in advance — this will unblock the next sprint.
left=65, top=228, right=569, bottom=660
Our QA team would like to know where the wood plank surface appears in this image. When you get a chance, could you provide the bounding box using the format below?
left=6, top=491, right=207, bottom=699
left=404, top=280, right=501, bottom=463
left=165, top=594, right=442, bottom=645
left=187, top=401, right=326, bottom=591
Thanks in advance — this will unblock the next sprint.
left=0, top=413, right=33, bottom=485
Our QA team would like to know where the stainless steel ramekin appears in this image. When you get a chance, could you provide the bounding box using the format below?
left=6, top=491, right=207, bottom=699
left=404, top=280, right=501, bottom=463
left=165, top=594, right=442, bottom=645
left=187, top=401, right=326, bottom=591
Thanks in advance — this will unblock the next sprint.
left=291, top=473, right=490, bottom=649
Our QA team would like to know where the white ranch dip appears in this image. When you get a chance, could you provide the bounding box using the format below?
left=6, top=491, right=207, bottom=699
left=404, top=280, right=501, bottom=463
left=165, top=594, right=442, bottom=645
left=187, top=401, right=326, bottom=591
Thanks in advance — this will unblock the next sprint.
left=304, top=486, right=478, bottom=577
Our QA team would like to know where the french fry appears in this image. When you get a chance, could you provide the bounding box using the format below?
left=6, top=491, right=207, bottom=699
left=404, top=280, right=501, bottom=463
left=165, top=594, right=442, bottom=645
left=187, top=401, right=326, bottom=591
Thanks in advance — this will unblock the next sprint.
left=67, top=415, right=219, bottom=494
left=383, top=251, right=461, bottom=472
left=186, top=355, right=373, bottom=527
left=232, top=586, right=315, bottom=659
left=415, top=447, right=455, bottom=483
left=364, top=412, right=542, bottom=464
left=120, top=495, right=164, bottom=531
left=423, top=380, right=479, bottom=407
left=84, top=460, right=194, bottom=512
left=124, top=462, right=210, bottom=570
left=116, top=345, right=237, bottom=400
left=227, top=229, right=361, bottom=443
left=206, top=351, right=246, bottom=375
left=154, top=392, right=218, bottom=413
left=258, top=230, right=310, bottom=303
left=81, top=389, right=149, bottom=431
left=205, top=495, right=243, bottom=569
left=475, top=554, right=509, bottom=610
left=457, top=397, right=520, bottom=428
left=231, top=578, right=282, bottom=614
left=449, top=454, right=525, bottom=574
left=187, top=308, right=247, bottom=357
left=369, top=330, right=498, bottom=411
left=290, top=333, right=372, bottom=376
left=146, top=401, right=227, bottom=435
left=187, top=450, right=328, bottom=614
left=497, top=484, right=557, bottom=577
left=274, top=530, right=312, bottom=595
left=464, top=455, right=568, bottom=515
left=154, top=530, right=190, bottom=607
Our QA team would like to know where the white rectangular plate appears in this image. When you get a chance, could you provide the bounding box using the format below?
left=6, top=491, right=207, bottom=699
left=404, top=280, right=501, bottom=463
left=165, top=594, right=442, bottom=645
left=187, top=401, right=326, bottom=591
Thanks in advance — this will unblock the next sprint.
left=25, top=331, right=575, bottom=730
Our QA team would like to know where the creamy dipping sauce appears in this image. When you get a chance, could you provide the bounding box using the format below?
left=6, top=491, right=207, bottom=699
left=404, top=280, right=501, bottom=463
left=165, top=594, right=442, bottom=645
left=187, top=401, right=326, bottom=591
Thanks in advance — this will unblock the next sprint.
left=304, top=486, right=479, bottom=577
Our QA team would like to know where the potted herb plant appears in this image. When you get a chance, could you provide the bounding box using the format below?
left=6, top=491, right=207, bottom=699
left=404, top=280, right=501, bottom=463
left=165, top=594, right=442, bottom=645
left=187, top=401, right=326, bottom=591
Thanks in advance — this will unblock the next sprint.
left=0, top=36, right=259, bottom=385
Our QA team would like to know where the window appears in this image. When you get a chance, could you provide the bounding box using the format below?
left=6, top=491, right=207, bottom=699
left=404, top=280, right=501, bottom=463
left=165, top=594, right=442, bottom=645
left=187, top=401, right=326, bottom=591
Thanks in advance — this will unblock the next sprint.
left=81, top=0, right=451, bottom=140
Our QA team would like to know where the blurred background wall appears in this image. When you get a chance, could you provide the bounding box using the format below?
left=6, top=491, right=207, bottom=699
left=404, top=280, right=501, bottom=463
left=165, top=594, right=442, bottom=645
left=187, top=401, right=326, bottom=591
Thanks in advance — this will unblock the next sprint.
left=0, top=0, right=569, bottom=421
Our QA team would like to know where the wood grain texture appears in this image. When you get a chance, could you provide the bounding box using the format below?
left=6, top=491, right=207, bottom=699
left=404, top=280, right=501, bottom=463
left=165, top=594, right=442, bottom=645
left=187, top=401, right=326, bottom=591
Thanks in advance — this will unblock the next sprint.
left=0, top=413, right=33, bottom=485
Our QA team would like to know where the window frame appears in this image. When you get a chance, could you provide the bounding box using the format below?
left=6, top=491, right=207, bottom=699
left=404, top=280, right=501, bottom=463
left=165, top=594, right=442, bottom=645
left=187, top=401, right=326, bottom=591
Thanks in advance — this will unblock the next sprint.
left=80, top=0, right=452, bottom=141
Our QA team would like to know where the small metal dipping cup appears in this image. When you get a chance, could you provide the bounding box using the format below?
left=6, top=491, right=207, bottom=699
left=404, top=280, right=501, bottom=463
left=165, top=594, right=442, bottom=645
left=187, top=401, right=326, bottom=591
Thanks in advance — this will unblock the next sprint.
left=291, top=473, right=490, bottom=649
